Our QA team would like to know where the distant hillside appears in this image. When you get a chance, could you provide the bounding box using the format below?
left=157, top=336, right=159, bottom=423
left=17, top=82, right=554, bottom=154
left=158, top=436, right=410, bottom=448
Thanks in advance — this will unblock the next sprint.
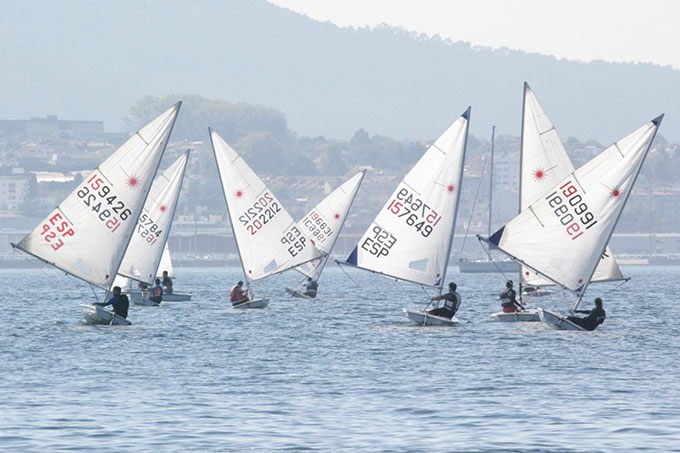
left=0, top=0, right=676, bottom=142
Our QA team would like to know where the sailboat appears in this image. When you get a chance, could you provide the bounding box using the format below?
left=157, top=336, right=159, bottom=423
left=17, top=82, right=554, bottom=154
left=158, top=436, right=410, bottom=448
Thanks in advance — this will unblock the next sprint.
left=116, top=151, right=191, bottom=305
left=480, top=114, right=663, bottom=330
left=490, top=83, right=631, bottom=322
left=210, top=128, right=321, bottom=308
left=458, top=126, right=519, bottom=273
left=154, top=243, right=191, bottom=301
left=339, top=108, right=470, bottom=326
left=285, top=170, right=366, bottom=298
left=12, top=103, right=181, bottom=325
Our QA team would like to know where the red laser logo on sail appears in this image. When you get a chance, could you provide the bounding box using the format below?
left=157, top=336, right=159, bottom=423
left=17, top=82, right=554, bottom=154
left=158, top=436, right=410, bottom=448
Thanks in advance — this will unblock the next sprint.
left=533, top=168, right=545, bottom=182
left=126, top=176, right=140, bottom=189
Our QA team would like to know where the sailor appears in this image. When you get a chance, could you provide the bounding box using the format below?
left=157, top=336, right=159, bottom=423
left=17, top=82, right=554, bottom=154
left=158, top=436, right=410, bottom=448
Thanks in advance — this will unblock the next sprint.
left=500, top=280, right=523, bottom=312
left=93, top=286, right=129, bottom=319
left=302, top=277, right=318, bottom=298
left=149, top=278, right=163, bottom=304
left=230, top=280, right=249, bottom=306
left=161, top=270, right=173, bottom=295
left=567, top=297, right=606, bottom=331
left=427, top=282, right=461, bottom=319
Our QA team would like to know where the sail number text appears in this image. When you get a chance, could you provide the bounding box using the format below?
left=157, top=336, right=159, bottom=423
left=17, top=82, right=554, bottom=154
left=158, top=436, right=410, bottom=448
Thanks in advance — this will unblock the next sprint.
left=280, top=225, right=308, bottom=257
left=300, top=210, right=332, bottom=245
left=40, top=211, right=75, bottom=251
left=361, top=225, right=397, bottom=257
left=238, top=192, right=282, bottom=236
left=136, top=213, right=162, bottom=245
left=77, top=173, right=132, bottom=234
left=386, top=187, right=441, bottom=238
left=545, top=180, right=597, bottom=240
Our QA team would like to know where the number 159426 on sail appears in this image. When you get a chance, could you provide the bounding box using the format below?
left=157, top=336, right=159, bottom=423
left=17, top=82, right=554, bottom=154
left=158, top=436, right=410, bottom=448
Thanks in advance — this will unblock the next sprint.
left=77, top=174, right=132, bottom=234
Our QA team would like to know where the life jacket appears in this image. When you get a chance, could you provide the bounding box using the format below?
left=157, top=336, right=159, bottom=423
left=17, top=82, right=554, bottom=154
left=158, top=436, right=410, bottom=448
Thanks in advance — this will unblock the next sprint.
left=500, top=288, right=517, bottom=308
left=230, top=285, right=244, bottom=301
left=152, top=286, right=162, bottom=298
left=443, top=292, right=460, bottom=313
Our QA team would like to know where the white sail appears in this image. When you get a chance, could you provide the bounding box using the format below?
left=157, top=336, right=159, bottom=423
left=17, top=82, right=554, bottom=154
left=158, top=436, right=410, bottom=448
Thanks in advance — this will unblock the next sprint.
left=210, top=128, right=321, bottom=282
left=14, top=104, right=181, bottom=288
left=295, top=170, right=366, bottom=281
left=486, top=115, right=662, bottom=295
left=520, top=83, right=625, bottom=286
left=156, top=243, right=174, bottom=278
left=118, top=151, right=190, bottom=283
left=343, top=108, right=470, bottom=288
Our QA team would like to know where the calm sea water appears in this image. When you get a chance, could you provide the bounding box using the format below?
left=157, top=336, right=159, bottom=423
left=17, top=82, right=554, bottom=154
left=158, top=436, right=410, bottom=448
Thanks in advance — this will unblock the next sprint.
left=1, top=264, right=679, bottom=451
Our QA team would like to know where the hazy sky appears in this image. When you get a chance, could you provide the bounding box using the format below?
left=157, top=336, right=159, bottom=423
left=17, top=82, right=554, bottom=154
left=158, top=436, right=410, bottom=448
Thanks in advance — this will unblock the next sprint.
left=270, top=0, right=679, bottom=69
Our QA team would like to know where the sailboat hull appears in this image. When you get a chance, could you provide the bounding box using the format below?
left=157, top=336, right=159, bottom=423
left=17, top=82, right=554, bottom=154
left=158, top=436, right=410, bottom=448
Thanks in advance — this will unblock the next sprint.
left=162, top=292, right=192, bottom=301
left=285, top=286, right=315, bottom=299
left=538, top=308, right=586, bottom=331
left=403, top=308, right=459, bottom=326
left=490, top=309, right=540, bottom=322
left=81, top=304, right=131, bottom=326
left=232, top=298, right=269, bottom=309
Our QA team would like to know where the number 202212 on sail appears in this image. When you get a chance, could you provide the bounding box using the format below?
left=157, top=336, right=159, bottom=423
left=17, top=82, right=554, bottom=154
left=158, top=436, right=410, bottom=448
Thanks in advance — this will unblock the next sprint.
left=545, top=180, right=597, bottom=241
left=238, top=192, right=282, bottom=236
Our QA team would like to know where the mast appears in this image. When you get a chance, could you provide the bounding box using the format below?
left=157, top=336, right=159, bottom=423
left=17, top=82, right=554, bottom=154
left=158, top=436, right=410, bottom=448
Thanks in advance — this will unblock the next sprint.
left=571, top=114, right=663, bottom=311
left=209, top=128, right=250, bottom=286
left=439, top=107, right=471, bottom=293
left=488, top=125, right=495, bottom=237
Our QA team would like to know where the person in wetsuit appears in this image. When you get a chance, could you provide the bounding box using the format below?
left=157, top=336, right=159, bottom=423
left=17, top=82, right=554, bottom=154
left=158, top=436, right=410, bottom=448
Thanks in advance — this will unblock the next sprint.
left=161, top=270, right=173, bottom=295
left=567, top=297, right=606, bottom=331
left=302, top=277, right=318, bottom=298
left=93, top=286, right=129, bottom=319
left=149, top=278, right=163, bottom=304
left=427, top=282, right=461, bottom=319
left=500, top=280, right=523, bottom=312
left=230, top=280, right=249, bottom=306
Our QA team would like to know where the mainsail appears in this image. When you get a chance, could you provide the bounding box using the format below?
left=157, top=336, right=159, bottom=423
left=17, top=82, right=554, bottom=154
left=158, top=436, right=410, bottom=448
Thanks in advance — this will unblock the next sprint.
left=14, top=103, right=181, bottom=288
left=295, top=170, right=366, bottom=281
left=485, top=115, right=662, bottom=298
left=210, top=128, right=321, bottom=282
left=118, top=150, right=190, bottom=283
left=520, top=82, right=625, bottom=286
left=343, top=108, right=470, bottom=288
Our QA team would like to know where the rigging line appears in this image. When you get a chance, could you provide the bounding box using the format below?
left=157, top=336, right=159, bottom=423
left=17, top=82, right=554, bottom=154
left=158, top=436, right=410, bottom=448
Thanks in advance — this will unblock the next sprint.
left=338, top=262, right=359, bottom=287
left=603, top=278, right=630, bottom=294
left=479, top=237, right=510, bottom=282
left=459, top=156, right=488, bottom=255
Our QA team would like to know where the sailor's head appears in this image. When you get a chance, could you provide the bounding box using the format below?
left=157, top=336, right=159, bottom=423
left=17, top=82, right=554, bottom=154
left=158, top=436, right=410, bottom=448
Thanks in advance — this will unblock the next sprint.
left=237, top=280, right=243, bottom=287
left=506, top=280, right=513, bottom=288
left=155, top=278, right=161, bottom=285
left=307, top=277, right=312, bottom=282
left=594, top=297, right=603, bottom=307
left=448, top=282, right=457, bottom=291
left=162, top=270, right=168, bottom=277
left=112, top=286, right=121, bottom=296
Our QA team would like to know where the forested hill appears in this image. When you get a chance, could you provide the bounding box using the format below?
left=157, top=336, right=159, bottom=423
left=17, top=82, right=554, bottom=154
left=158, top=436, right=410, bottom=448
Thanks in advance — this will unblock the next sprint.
left=1, top=0, right=677, bottom=142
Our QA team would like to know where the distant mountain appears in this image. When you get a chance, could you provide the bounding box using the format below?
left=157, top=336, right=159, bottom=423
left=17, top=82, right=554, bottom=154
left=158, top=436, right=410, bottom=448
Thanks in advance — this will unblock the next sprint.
left=0, top=0, right=676, bottom=142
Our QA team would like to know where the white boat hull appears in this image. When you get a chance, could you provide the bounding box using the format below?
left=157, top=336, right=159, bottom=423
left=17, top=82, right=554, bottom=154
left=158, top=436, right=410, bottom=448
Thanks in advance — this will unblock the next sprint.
left=490, top=308, right=540, bottom=322
left=538, top=308, right=586, bottom=331
left=285, top=286, right=315, bottom=299
left=133, top=297, right=160, bottom=307
left=403, top=308, right=459, bottom=326
left=458, top=259, right=519, bottom=273
left=162, top=292, right=192, bottom=301
left=81, top=304, right=131, bottom=326
left=232, top=298, right=269, bottom=309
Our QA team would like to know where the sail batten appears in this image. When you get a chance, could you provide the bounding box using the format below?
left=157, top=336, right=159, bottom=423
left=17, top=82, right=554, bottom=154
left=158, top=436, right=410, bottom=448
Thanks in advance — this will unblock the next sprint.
left=15, top=104, right=181, bottom=288
left=343, top=108, right=470, bottom=287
